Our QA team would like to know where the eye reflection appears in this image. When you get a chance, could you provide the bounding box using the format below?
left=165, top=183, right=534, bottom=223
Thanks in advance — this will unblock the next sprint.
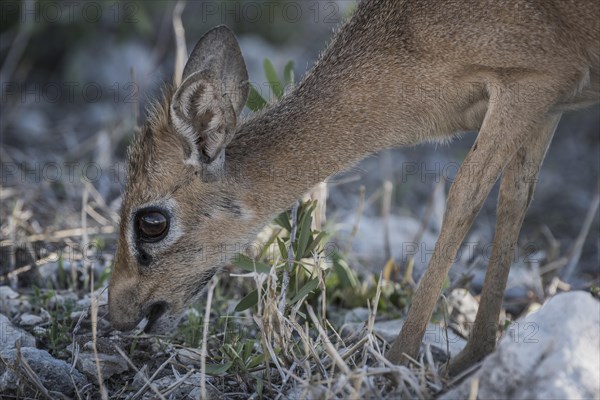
left=137, top=210, right=169, bottom=242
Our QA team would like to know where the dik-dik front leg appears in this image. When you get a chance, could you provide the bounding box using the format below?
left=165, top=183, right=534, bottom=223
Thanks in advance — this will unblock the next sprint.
left=386, top=80, right=564, bottom=368
left=447, top=114, right=561, bottom=374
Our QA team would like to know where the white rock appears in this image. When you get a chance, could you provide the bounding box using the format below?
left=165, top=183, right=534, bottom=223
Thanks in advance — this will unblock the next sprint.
left=343, top=318, right=466, bottom=360
left=343, top=307, right=370, bottom=324
left=19, top=313, right=44, bottom=327
left=75, top=351, right=128, bottom=383
left=0, top=347, right=87, bottom=396
left=0, top=287, right=19, bottom=300
left=441, top=291, right=600, bottom=400
left=177, top=348, right=203, bottom=367
left=0, top=314, right=36, bottom=350
left=446, top=289, right=479, bottom=337
left=373, top=319, right=466, bottom=358
left=0, top=287, right=31, bottom=315
left=338, top=214, right=438, bottom=277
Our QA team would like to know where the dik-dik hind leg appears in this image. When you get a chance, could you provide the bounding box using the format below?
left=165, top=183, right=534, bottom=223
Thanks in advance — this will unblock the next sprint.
left=386, top=81, right=563, bottom=366
left=447, top=114, right=562, bottom=374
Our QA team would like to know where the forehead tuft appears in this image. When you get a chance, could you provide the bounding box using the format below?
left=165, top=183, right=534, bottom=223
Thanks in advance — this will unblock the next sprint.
left=123, top=86, right=194, bottom=203
left=126, top=86, right=176, bottom=172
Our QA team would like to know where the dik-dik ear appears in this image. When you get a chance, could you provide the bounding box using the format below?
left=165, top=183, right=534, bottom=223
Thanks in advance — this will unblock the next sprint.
left=171, top=25, right=249, bottom=167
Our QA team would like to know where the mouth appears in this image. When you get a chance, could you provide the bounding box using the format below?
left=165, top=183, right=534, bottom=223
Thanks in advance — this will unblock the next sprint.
left=142, top=301, right=168, bottom=333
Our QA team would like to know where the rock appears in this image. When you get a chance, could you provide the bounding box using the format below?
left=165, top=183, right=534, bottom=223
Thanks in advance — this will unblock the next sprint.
left=0, top=287, right=19, bottom=300
left=19, top=313, right=44, bottom=327
left=0, top=286, right=32, bottom=315
left=0, top=347, right=87, bottom=397
left=441, top=291, right=600, bottom=400
left=338, top=215, right=438, bottom=277
left=177, top=348, right=203, bottom=367
left=131, top=364, right=149, bottom=390
left=373, top=319, right=466, bottom=359
left=47, top=292, right=79, bottom=310
left=67, top=338, right=128, bottom=382
left=0, top=313, right=36, bottom=350
left=470, top=263, right=546, bottom=315
left=343, top=307, right=370, bottom=324
left=75, top=351, right=128, bottom=383
left=446, top=289, right=479, bottom=338
left=342, top=318, right=466, bottom=361
left=143, top=373, right=219, bottom=400
left=76, top=286, right=109, bottom=308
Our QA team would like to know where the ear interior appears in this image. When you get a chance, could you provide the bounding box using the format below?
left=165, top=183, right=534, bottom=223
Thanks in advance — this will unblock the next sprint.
left=171, top=72, right=237, bottom=165
left=170, top=25, right=249, bottom=167
left=181, top=25, right=249, bottom=115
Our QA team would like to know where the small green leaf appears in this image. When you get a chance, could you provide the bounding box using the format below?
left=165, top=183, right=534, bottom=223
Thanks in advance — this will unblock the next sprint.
left=233, top=254, right=271, bottom=274
left=235, top=289, right=259, bottom=312
left=247, top=353, right=265, bottom=369
left=283, top=60, right=295, bottom=85
left=332, top=253, right=359, bottom=288
left=290, top=277, right=319, bottom=304
left=256, top=376, right=264, bottom=396
left=277, top=238, right=289, bottom=261
left=295, top=210, right=313, bottom=261
left=247, top=85, right=267, bottom=111
left=205, top=361, right=233, bottom=376
left=263, top=58, right=284, bottom=99
left=304, top=231, right=327, bottom=257
left=274, top=211, right=292, bottom=231
left=57, top=256, right=66, bottom=288
left=242, top=339, right=253, bottom=362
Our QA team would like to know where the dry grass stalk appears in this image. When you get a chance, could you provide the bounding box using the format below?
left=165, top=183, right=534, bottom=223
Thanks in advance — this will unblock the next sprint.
left=82, top=186, right=108, bottom=400
left=279, top=201, right=299, bottom=314
left=200, top=276, right=218, bottom=400
left=114, top=345, right=167, bottom=400
left=172, top=0, right=187, bottom=87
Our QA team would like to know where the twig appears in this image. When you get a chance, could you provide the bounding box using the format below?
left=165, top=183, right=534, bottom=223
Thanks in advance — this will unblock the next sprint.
left=312, top=182, right=328, bottom=230
left=79, top=187, right=88, bottom=288
left=307, top=306, right=350, bottom=375
left=561, top=182, right=600, bottom=281
left=82, top=185, right=107, bottom=399
left=130, top=67, right=140, bottom=128
left=172, top=0, right=187, bottom=86
left=200, top=276, right=218, bottom=400
left=160, top=369, right=196, bottom=397
left=85, top=204, right=110, bottom=226
left=0, top=0, right=35, bottom=104
left=468, top=377, right=480, bottom=400
left=114, top=346, right=167, bottom=400
left=345, top=185, right=366, bottom=253
left=382, top=181, right=393, bottom=262
left=8, top=199, right=22, bottom=287
left=84, top=180, right=118, bottom=223
left=0, top=253, right=57, bottom=282
left=367, top=274, right=383, bottom=336
left=279, top=201, right=299, bottom=314
left=0, top=225, right=115, bottom=245
left=9, top=345, right=55, bottom=400
left=131, top=354, right=176, bottom=400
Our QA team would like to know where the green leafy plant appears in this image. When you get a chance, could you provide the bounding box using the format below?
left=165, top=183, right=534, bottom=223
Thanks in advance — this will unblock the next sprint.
left=246, top=59, right=295, bottom=112
left=30, top=287, right=74, bottom=356
left=233, top=200, right=330, bottom=313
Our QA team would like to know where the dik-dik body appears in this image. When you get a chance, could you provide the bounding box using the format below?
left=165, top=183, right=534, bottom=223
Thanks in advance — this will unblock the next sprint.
left=109, top=0, right=599, bottom=373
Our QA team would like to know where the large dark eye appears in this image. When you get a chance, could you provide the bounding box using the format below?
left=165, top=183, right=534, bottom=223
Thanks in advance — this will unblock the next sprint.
left=137, top=211, right=169, bottom=242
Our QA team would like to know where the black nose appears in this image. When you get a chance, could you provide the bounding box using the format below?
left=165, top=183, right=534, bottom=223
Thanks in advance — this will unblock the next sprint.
left=143, top=301, right=168, bottom=332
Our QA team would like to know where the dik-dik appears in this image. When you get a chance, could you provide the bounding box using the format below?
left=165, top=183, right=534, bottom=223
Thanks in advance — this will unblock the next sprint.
left=109, top=0, right=599, bottom=373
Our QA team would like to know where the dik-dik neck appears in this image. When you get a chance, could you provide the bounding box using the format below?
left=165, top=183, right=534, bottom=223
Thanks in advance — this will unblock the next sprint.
left=226, top=66, right=425, bottom=220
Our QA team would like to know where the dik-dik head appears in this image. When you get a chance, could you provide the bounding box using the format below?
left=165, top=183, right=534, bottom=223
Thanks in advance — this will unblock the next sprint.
left=108, top=26, right=257, bottom=333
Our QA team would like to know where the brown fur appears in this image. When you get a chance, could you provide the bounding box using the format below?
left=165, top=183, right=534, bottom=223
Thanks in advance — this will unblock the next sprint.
left=109, top=0, right=599, bottom=373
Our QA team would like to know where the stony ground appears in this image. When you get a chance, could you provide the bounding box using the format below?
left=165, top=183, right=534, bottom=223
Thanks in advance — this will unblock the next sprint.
left=1, top=1, right=598, bottom=398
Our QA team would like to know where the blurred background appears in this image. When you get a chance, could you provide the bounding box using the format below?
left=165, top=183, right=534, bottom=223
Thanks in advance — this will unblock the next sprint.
left=1, top=0, right=598, bottom=303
